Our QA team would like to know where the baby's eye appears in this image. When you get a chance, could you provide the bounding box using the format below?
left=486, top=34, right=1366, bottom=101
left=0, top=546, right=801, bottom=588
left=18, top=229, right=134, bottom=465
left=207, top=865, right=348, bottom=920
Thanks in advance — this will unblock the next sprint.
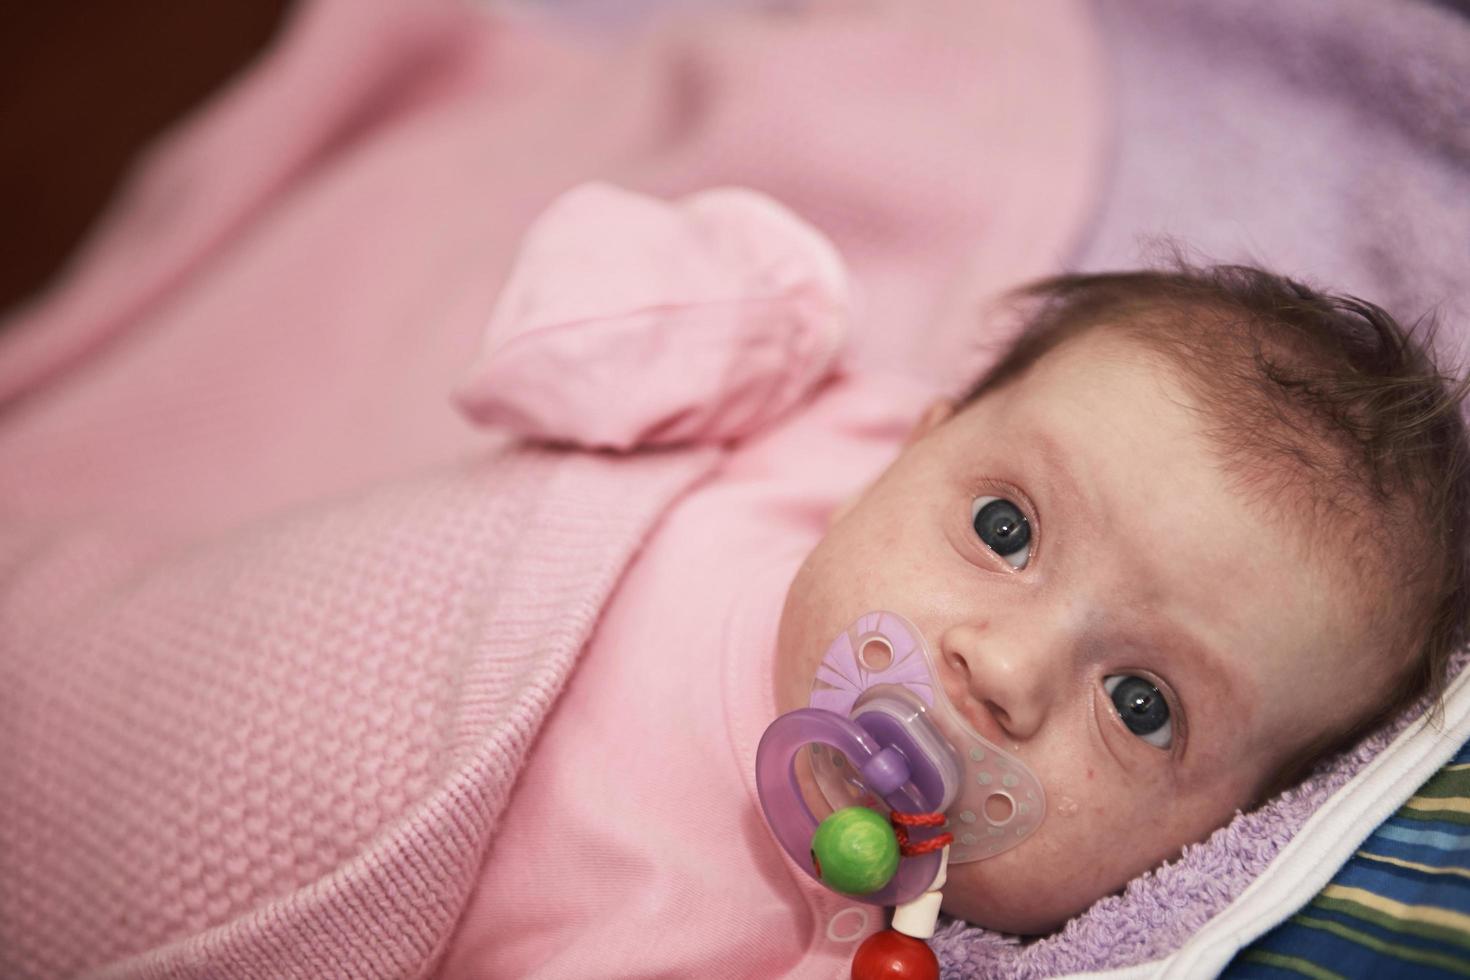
left=971, top=496, right=1032, bottom=569
left=1103, top=675, right=1173, bottom=749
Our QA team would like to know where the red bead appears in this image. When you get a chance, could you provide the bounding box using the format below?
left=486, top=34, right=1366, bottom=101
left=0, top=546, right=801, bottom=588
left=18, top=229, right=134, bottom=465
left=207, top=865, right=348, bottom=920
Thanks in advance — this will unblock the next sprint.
left=850, top=929, right=940, bottom=980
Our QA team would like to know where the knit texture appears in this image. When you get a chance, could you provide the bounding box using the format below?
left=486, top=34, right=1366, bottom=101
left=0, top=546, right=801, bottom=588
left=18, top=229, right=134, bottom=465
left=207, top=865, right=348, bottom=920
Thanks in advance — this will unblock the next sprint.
left=1, top=447, right=718, bottom=978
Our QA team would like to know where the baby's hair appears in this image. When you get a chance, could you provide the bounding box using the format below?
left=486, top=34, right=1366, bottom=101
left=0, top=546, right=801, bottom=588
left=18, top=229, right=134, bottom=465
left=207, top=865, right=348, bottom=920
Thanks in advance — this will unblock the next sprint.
left=960, top=264, right=1470, bottom=799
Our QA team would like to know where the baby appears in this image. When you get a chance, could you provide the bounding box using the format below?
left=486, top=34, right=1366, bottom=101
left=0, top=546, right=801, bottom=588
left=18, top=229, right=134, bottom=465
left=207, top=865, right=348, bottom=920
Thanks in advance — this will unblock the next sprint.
left=771, top=265, right=1470, bottom=937
left=439, top=235, right=1469, bottom=977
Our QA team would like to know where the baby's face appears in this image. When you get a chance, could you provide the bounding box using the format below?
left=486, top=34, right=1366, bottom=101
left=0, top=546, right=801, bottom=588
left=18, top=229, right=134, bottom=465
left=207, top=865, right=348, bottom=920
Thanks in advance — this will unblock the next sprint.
left=774, top=330, right=1393, bottom=933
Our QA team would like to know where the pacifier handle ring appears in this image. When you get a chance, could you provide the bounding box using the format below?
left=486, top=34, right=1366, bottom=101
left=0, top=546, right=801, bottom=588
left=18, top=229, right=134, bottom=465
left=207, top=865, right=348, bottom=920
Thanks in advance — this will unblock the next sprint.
left=755, top=707, right=944, bottom=907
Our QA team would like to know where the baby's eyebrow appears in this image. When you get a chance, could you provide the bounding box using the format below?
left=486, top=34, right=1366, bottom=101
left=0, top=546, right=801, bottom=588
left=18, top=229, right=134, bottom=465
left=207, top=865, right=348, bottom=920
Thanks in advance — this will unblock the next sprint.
left=1027, top=422, right=1226, bottom=666
left=1017, top=427, right=1111, bottom=537
left=1138, top=614, right=1240, bottom=741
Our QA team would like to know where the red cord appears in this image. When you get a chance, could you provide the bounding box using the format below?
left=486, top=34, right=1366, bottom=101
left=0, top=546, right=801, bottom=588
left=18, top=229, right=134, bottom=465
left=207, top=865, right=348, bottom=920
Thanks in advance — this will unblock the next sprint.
left=890, top=810, right=952, bottom=857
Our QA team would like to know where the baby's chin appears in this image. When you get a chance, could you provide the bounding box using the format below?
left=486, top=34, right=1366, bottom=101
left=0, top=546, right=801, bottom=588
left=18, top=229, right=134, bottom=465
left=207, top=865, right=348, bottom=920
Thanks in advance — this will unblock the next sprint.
left=940, top=895, right=1077, bottom=939
left=938, top=860, right=1094, bottom=937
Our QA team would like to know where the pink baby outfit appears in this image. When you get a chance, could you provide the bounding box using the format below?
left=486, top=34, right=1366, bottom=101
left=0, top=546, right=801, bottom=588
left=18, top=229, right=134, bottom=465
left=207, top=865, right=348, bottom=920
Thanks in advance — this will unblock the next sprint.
left=442, top=347, right=932, bottom=979
left=0, top=1, right=1105, bottom=976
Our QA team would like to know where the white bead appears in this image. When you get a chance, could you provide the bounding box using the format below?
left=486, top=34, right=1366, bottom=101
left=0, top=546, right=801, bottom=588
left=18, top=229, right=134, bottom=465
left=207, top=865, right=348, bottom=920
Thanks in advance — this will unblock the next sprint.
left=891, top=891, right=944, bottom=939
left=890, top=845, right=949, bottom=940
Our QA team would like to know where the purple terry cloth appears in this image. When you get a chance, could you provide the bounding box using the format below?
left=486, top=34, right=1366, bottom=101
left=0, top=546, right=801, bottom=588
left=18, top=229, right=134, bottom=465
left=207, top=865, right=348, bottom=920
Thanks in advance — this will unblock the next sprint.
left=932, top=0, right=1470, bottom=976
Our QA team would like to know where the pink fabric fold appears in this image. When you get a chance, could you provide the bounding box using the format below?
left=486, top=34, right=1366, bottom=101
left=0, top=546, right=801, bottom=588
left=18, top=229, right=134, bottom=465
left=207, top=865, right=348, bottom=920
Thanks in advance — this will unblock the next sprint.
left=455, top=183, right=849, bottom=449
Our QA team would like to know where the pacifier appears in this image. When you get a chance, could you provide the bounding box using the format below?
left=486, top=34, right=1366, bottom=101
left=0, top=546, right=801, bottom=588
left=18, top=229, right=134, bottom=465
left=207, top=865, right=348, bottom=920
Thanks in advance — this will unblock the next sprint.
left=756, top=611, right=1046, bottom=908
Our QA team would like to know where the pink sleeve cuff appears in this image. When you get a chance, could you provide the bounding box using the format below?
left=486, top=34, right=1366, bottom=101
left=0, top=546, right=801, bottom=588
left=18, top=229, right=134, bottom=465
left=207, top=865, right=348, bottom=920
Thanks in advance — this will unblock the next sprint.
left=454, top=182, right=849, bottom=450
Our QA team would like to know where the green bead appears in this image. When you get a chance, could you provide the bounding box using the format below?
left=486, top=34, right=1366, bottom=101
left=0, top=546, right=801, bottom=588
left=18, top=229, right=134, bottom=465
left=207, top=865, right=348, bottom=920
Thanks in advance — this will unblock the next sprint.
left=810, top=806, right=900, bottom=895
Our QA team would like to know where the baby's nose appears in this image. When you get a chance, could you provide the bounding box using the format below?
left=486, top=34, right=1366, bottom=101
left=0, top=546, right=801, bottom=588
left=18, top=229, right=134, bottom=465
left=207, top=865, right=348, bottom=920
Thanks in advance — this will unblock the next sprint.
left=939, top=623, right=1057, bottom=741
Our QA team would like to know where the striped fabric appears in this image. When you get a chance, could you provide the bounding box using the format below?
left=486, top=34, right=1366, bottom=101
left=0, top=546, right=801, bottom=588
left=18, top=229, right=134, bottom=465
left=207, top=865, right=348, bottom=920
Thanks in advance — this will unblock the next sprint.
left=1225, top=741, right=1470, bottom=979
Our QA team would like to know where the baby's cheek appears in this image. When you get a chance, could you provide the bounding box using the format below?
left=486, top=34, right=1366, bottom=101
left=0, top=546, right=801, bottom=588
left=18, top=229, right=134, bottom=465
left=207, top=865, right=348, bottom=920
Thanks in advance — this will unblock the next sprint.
left=937, top=847, right=1092, bottom=935
left=937, top=795, right=1159, bottom=935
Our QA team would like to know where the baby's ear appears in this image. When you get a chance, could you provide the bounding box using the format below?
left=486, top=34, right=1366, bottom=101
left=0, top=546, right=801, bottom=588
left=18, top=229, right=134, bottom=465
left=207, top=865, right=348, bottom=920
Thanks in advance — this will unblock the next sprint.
left=905, top=399, right=956, bottom=447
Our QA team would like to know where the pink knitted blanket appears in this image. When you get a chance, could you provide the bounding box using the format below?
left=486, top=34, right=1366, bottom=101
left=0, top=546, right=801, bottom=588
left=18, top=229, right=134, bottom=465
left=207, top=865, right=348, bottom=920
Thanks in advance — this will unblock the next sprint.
left=3, top=446, right=719, bottom=978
